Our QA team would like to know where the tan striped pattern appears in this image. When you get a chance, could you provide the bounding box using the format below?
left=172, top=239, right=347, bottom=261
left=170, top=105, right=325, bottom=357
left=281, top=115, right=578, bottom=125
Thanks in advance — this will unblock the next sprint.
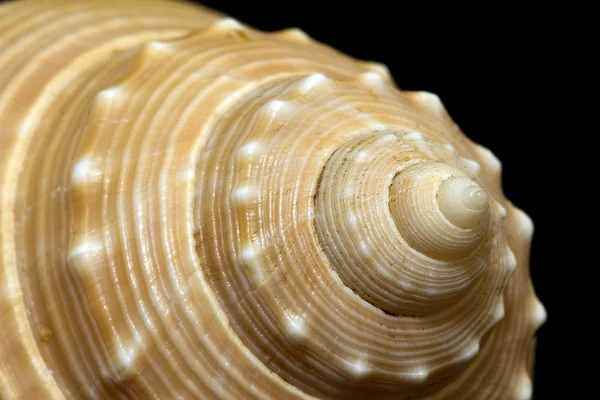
left=0, top=1, right=544, bottom=399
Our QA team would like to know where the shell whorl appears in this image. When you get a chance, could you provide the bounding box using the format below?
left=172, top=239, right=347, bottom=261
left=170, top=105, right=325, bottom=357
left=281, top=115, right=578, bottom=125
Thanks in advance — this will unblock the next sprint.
left=315, top=132, right=494, bottom=317
left=0, top=1, right=544, bottom=400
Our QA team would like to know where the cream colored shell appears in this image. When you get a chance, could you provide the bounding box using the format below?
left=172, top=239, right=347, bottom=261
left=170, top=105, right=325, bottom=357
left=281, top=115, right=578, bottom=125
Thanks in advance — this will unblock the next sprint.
left=0, top=1, right=545, bottom=399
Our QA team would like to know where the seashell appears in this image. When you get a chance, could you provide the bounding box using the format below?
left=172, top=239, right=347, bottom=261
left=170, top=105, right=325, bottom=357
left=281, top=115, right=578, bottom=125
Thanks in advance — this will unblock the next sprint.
left=0, top=1, right=545, bottom=399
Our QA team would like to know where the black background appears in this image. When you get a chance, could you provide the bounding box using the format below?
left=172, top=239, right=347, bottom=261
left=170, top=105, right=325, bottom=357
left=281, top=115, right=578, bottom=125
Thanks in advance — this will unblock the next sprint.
left=195, top=1, right=575, bottom=398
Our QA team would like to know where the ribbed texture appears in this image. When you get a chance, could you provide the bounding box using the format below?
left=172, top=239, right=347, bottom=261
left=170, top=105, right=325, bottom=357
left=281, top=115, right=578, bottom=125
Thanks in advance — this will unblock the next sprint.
left=0, top=1, right=544, bottom=399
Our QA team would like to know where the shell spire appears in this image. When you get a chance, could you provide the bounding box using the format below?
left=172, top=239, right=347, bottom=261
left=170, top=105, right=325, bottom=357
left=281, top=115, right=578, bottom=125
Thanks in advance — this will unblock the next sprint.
left=0, top=1, right=544, bottom=399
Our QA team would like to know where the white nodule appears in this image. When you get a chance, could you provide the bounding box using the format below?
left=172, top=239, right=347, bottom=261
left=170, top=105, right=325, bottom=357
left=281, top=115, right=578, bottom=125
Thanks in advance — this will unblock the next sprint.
left=98, top=87, right=122, bottom=101
left=515, top=375, right=533, bottom=400
left=215, top=17, right=244, bottom=30
left=462, top=340, right=480, bottom=360
left=370, top=122, right=387, bottom=131
left=147, top=41, right=171, bottom=51
left=343, top=186, right=356, bottom=198
left=178, top=168, right=195, bottom=183
left=495, top=297, right=506, bottom=320
left=72, top=157, right=102, bottom=186
left=380, top=133, right=397, bottom=143
left=515, top=207, right=535, bottom=239
left=532, top=298, right=547, bottom=328
left=286, top=314, right=307, bottom=342
left=404, top=366, right=429, bottom=384
left=496, top=202, right=508, bottom=218
left=462, top=158, right=482, bottom=175
left=241, top=244, right=258, bottom=262
left=240, top=243, right=263, bottom=284
left=358, top=241, right=371, bottom=258
left=355, top=151, right=369, bottom=164
left=296, top=73, right=329, bottom=94
left=413, top=91, right=443, bottom=113
left=69, top=240, right=104, bottom=274
left=263, top=99, right=291, bottom=120
left=405, top=130, right=424, bottom=141
left=280, top=28, right=310, bottom=41
left=238, top=141, right=265, bottom=161
left=475, top=144, right=502, bottom=173
left=347, top=358, right=370, bottom=380
left=233, top=185, right=256, bottom=205
left=359, top=71, right=386, bottom=87
left=443, top=143, right=456, bottom=153
left=505, top=247, right=518, bottom=270
left=347, top=214, right=358, bottom=231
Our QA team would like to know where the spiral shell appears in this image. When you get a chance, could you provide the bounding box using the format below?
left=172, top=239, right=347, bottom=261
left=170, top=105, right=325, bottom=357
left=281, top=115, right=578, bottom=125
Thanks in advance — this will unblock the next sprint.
left=0, top=1, right=545, bottom=399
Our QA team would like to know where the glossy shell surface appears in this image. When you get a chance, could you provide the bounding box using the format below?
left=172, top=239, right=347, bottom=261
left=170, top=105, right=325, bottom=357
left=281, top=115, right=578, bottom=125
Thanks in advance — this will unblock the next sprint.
left=0, top=1, right=545, bottom=399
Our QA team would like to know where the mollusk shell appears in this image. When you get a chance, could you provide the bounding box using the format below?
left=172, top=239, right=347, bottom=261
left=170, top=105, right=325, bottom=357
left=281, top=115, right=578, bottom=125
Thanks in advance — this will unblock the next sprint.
left=0, top=1, right=545, bottom=399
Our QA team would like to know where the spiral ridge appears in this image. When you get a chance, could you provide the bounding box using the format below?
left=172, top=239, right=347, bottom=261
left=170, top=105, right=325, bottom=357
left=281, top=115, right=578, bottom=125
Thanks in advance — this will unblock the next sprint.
left=0, top=1, right=545, bottom=399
